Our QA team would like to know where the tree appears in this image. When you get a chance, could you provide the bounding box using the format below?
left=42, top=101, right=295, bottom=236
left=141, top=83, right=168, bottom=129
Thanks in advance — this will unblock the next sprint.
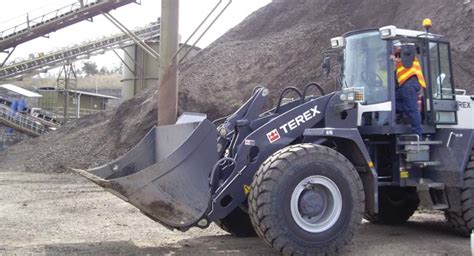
left=99, top=66, right=109, bottom=75
left=81, top=61, right=98, bottom=76
left=110, top=64, right=123, bottom=75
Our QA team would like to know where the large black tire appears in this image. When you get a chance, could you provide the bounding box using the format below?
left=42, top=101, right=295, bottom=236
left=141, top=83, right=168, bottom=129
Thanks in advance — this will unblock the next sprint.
left=364, top=186, right=419, bottom=225
left=215, top=206, right=257, bottom=237
left=248, top=144, right=364, bottom=255
left=445, top=149, right=474, bottom=236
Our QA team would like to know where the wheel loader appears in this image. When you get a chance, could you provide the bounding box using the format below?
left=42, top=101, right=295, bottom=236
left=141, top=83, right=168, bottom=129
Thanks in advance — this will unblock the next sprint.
left=76, top=20, right=474, bottom=255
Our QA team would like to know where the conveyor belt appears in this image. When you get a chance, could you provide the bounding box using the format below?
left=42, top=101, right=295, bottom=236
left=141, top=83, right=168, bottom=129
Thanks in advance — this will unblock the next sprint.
left=0, top=21, right=160, bottom=80
left=0, top=0, right=137, bottom=52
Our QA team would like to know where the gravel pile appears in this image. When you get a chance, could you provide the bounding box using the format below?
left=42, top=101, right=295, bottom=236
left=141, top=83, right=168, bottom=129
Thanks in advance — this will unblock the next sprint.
left=1, top=0, right=472, bottom=173
left=0, top=88, right=159, bottom=173
left=179, top=0, right=474, bottom=120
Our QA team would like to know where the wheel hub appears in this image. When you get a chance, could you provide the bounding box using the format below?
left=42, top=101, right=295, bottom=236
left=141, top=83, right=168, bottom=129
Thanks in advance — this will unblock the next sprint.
left=290, top=175, right=342, bottom=233
left=298, top=188, right=326, bottom=218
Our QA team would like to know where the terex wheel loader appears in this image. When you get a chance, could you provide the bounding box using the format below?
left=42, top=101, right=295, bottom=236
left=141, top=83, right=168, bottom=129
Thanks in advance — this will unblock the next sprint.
left=76, top=21, right=474, bottom=255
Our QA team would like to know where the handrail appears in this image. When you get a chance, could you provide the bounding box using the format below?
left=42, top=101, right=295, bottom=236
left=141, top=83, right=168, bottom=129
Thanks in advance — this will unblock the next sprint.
left=0, top=97, right=61, bottom=127
left=0, top=0, right=137, bottom=51
left=455, top=89, right=467, bottom=95
left=0, top=104, right=45, bottom=136
left=0, top=0, right=100, bottom=38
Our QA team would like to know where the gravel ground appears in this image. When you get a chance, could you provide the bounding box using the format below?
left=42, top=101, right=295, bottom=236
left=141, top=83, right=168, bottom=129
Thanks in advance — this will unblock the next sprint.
left=0, top=170, right=470, bottom=255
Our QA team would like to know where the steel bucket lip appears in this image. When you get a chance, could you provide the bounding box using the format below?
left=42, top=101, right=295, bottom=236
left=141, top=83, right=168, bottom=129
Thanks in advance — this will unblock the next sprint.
left=73, top=117, right=218, bottom=230
left=75, top=119, right=216, bottom=191
left=108, top=120, right=217, bottom=198
left=92, top=127, right=154, bottom=171
left=79, top=112, right=209, bottom=181
left=77, top=126, right=158, bottom=181
left=88, top=121, right=198, bottom=177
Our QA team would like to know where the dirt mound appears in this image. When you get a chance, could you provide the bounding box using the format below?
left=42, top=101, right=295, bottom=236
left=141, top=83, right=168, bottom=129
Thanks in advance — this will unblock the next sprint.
left=0, top=88, right=159, bottom=173
left=1, top=0, right=473, bottom=173
left=179, top=0, right=474, bottom=120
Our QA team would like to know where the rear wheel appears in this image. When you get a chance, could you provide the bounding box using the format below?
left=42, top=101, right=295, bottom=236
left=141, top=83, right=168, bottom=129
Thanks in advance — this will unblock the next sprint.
left=215, top=206, right=257, bottom=237
left=445, top=149, right=474, bottom=236
left=364, top=186, right=419, bottom=225
left=248, top=144, right=364, bottom=255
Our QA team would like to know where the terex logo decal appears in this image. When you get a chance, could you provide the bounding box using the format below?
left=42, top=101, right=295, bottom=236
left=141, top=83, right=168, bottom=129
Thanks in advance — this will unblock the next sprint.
left=265, top=105, right=321, bottom=143
left=279, top=105, right=321, bottom=133
left=458, top=101, right=471, bottom=109
left=266, top=129, right=281, bottom=143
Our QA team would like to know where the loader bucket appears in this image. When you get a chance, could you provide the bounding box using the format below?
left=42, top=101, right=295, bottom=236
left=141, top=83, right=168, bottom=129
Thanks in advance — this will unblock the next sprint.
left=75, top=118, right=218, bottom=229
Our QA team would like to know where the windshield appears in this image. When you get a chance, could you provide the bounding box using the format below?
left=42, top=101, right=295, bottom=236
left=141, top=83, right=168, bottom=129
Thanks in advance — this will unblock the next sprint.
left=343, top=31, right=389, bottom=104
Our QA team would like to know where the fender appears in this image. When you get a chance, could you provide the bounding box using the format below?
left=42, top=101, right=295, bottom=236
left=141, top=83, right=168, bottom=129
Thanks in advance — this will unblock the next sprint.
left=207, top=94, right=335, bottom=220
left=303, top=128, right=378, bottom=214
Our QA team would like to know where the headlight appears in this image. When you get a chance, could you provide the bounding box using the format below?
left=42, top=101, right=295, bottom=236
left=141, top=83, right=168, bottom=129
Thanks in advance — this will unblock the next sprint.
left=379, top=25, right=397, bottom=39
left=340, top=87, right=365, bottom=103
left=330, top=37, right=344, bottom=48
left=347, top=92, right=355, bottom=102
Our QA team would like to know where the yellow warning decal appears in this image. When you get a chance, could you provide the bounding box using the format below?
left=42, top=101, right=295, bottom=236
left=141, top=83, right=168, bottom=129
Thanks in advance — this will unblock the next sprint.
left=243, top=184, right=251, bottom=195
left=400, top=170, right=409, bottom=179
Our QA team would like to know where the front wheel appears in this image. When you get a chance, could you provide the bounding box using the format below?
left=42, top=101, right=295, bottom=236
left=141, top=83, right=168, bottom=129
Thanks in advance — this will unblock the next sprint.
left=248, top=144, right=365, bottom=255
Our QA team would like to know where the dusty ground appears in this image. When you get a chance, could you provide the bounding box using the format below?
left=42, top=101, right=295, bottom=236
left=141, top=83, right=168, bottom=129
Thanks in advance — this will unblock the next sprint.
left=0, top=170, right=469, bottom=255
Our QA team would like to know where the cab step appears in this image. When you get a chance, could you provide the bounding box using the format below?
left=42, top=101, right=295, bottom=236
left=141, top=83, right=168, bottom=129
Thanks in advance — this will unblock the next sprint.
left=411, top=161, right=441, bottom=167
left=416, top=179, right=449, bottom=210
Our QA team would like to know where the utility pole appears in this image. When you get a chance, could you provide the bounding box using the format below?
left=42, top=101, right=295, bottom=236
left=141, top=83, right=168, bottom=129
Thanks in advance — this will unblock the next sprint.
left=158, top=0, right=179, bottom=125
left=57, top=63, right=77, bottom=123
left=64, top=71, right=69, bottom=122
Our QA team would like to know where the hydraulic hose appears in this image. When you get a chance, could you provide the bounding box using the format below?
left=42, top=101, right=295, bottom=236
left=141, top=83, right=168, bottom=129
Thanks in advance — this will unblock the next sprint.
left=302, top=82, right=325, bottom=99
left=274, top=86, right=303, bottom=113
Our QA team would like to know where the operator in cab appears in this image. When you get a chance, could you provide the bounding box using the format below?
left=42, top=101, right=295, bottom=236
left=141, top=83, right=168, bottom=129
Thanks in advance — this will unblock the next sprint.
left=391, top=42, right=426, bottom=138
left=376, top=52, right=388, bottom=87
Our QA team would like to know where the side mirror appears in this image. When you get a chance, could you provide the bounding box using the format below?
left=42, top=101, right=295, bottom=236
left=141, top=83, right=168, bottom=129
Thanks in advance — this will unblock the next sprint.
left=322, top=57, right=331, bottom=76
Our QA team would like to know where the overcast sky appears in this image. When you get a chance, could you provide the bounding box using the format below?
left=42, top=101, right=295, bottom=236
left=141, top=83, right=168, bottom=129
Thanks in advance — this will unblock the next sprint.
left=0, top=0, right=271, bottom=70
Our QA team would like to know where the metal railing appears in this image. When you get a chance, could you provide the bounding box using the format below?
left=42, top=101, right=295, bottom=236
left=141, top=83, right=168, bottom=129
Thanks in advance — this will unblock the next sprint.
left=0, top=96, right=62, bottom=127
left=0, top=21, right=160, bottom=80
left=0, top=0, right=136, bottom=51
left=50, top=107, right=104, bottom=120
left=0, top=0, right=100, bottom=39
left=0, top=104, right=45, bottom=136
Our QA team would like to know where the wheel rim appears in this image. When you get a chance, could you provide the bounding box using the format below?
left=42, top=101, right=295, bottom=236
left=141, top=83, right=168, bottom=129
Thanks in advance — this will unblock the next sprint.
left=290, top=175, right=342, bottom=233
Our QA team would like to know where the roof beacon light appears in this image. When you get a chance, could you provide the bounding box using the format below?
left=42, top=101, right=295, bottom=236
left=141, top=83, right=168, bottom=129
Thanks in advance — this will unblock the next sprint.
left=423, top=18, right=432, bottom=32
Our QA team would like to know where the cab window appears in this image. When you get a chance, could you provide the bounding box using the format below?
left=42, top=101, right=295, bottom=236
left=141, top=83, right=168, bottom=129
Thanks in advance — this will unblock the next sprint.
left=343, top=32, right=389, bottom=105
left=429, top=42, right=454, bottom=100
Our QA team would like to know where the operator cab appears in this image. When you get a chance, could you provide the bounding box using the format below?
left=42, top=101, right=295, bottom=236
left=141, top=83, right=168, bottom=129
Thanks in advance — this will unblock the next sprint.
left=326, top=20, right=458, bottom=136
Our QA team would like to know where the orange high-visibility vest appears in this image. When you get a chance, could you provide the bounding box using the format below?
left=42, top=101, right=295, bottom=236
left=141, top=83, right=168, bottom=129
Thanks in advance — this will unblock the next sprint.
left=396, top=57, right=426, bottom=88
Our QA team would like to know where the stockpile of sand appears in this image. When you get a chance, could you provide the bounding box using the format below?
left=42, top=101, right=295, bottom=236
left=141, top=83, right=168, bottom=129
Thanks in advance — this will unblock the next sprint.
left=1, top=0, right=472, bottom=172
left=179, top=0, right=473, bottom=120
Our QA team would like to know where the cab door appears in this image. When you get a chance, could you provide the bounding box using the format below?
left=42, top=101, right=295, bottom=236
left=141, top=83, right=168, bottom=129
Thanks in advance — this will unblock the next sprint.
left=425, top=40, right=458, bottom=124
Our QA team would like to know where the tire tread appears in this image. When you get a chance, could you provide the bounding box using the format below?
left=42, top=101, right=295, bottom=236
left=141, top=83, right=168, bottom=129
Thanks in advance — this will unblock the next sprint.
left=248, top=144, right=365, bottom=255
left=445, top=149, right=474, bottom=236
